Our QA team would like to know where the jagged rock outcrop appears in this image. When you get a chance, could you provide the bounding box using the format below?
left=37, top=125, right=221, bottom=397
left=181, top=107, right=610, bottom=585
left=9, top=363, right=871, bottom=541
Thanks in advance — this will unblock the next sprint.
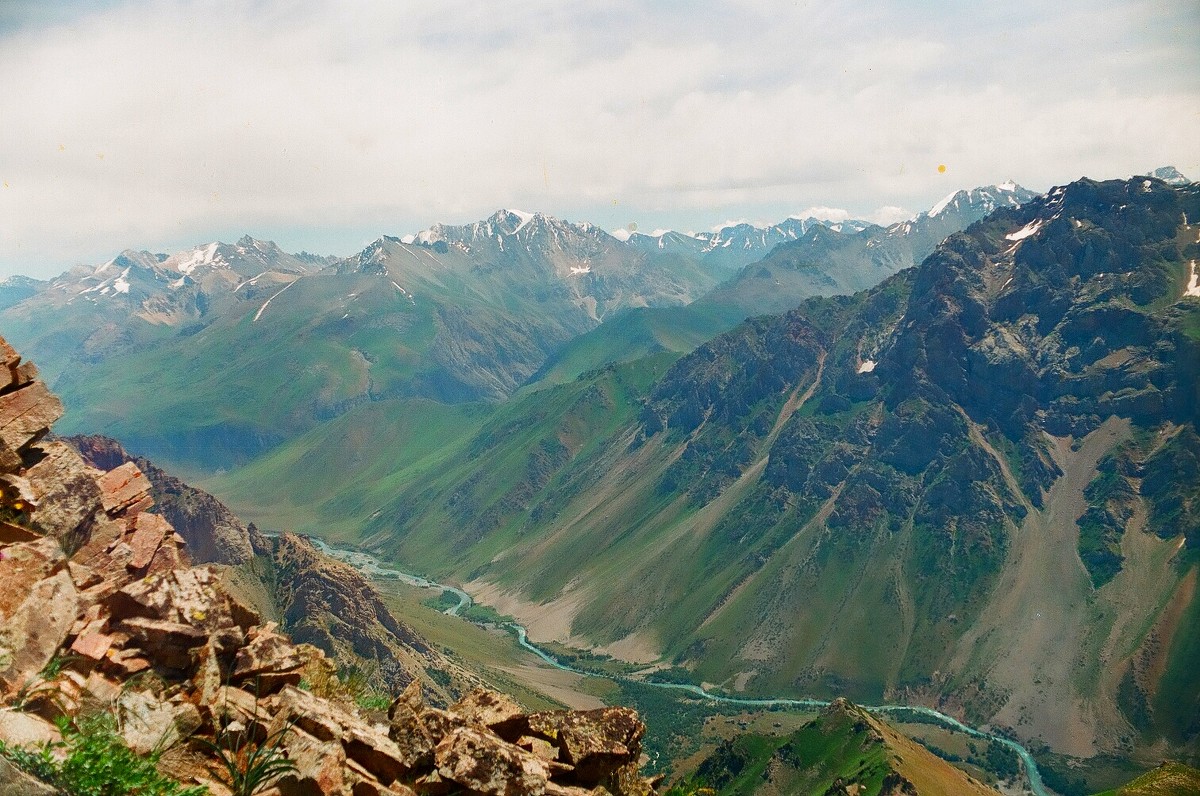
left=68, top=434, right=254, bottom=565
left=0, top=335, right=659, bottom=796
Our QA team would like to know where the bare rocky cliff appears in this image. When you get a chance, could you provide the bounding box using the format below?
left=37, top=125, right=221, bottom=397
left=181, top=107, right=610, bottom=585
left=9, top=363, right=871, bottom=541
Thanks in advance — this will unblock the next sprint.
left=0, top=335, right=660, bottom=796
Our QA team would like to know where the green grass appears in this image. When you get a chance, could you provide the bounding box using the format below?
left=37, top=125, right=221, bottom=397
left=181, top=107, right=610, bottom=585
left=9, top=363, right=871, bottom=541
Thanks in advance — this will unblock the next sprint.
left=0, top=714, right=206, bottom=796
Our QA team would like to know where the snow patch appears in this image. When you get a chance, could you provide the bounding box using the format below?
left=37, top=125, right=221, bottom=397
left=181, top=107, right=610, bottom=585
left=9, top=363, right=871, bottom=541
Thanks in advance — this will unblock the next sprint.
left=1186, top=261, right=1200, bottom=298
left=1142, top=179, right=1153, bottom=192
left=997, top=180, right=1017, bottom=192
left=857, top=360, right=877, bottom=374
left=929, top=191, right=961, bottom=217
left=113, top=267, right=130, bottom=294
left=177, top=242, right=220, bottom=275
left=610, top=228, right=634, bottom=242
left=234, top=272, right=267, bottom=292
left=507, top=208, right=535, bottom=233
left=569, top=265, right=592, bottom=275
left=400, top=234, right=416, bottom=245
left=1005, top=219, right=1044, bottom=242
left=253, top=280, right=296, bottom=322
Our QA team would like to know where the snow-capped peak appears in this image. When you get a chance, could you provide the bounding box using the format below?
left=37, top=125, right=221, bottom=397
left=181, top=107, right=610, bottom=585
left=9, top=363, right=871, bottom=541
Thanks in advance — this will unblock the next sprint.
left=929, top=190, right=962, bottom=217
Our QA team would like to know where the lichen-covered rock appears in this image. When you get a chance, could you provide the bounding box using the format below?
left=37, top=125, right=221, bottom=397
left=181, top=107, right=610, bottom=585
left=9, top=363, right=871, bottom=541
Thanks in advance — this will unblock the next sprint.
left=435, top=725, right=552, bottom=796
left=452, top=687, right=523, bottom=731
left=0, top=562, right=78, bottom=697
left=522, top=708, right=645, bottom=787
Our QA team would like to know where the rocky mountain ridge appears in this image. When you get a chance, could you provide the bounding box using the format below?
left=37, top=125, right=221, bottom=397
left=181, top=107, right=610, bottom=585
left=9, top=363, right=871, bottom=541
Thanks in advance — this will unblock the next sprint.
left=0, top=335, right=661, bottom=796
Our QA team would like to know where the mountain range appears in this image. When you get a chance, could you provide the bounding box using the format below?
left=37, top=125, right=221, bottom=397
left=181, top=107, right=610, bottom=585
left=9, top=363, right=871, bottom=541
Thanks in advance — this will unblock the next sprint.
left=202, top=175, right=1200, bottom=789
left=1, top=171, right=1196, bottom=793
left=1, top=181, right=1033, bottom=473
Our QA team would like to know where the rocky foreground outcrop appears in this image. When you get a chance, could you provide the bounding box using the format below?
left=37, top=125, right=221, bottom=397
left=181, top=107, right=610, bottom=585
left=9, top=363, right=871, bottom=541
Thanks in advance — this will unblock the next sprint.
left=0, top=335, right=658, bottom=796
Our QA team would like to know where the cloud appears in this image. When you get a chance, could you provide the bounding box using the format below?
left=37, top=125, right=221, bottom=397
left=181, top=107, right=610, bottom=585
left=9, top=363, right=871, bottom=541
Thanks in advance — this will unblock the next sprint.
left=1, top=0, right=1197, bottom=276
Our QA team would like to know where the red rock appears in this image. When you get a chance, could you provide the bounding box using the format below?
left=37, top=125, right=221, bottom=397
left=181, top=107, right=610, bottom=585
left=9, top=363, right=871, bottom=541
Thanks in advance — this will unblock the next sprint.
left=24, top=442, right=104, bottom=554
left=233, top=623, right=304, bottom=681
left=71, top=631, right=115, bottom=660
left=0, top=381, right=63, bottom=453
left=0, top=338, right=19, bottom=370
left=0, top=520, right=40, bottom=544
left=96, top=462, right=152, bottom=516
left=126, top=513, right=171, bottom=570
left=146, top=542, right=182, bottom=576
left=435, top=725, right=551, bottom=796
left=68, top=561, right=103, bottom=589
left=117, top=616, right=207, bottom=670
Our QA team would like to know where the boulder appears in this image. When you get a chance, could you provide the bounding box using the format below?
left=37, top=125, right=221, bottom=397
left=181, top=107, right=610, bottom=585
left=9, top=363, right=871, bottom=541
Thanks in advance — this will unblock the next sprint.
left=232, top=623, right=305, bottom=690
left=522, top=708, right=645, bottom=789
left=0, top=380, right=62, bottom=454
left=0, top=568, right=78, bottom=697
left=435, top=725, right=551, bottom=796
left=273, top=725, right=349, bottom=796
left=23, top=441, right=102, bottom=553
left=0, top=707, right=61, bottom=748
left=451, top=688, right=523, bottom=731
left=117, top=617, right=207, bottom=671
left=116, top=690, right=202, bottom=755
left=108, top=567, right=235, bottom=633
left=0, top=755, right=56, bottom=796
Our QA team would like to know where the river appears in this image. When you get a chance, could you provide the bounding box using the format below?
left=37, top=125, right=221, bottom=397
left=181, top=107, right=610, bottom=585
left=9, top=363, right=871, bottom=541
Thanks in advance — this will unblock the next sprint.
left=306, top=536, right=1048, bottom=796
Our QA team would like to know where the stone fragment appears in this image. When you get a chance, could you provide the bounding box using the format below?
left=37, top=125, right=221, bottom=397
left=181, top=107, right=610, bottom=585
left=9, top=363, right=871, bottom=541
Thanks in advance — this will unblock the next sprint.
left=273, top=725, right=348, bottom=796
left=68, top=561, right=103, bottom=589
left=0, top=538, right=66, bottom=617
left=0, top=520, right=39, bottom=544
left=126, top=512, right=171, bottom=570
left=146, top=542, right=182, bottom=576
left=70, top=631, right=115, bottom=660
left=108, top=566, right=235, bottom=632
left=0, top=707, right=61, bottom=748
left=96, top=461, right=152, bottom=516
left=0, top=381, right=62, bottom=453
left=522, top=708, right=645, bottom=789
left=233, top=623, right=305, bottom=684
left=0, top=754, right=56, bottom=796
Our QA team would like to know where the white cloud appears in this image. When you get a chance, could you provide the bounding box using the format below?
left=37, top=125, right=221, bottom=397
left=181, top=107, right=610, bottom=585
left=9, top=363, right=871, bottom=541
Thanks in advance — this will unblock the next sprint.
left=792, top=207, right=852, bottom=223
left=1, top=0, right=1197, bottom=276
left=869, top=206, right=914, bottom=226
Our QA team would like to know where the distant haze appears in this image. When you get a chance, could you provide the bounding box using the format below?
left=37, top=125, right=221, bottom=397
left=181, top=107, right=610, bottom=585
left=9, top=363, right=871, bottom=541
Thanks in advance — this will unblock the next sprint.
left=1, top=0, right=1197, bottom=278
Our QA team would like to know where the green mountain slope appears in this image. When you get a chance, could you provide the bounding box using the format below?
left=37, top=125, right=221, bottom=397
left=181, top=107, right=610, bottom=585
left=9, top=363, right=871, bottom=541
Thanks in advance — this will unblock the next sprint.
left=208, top=176, right=1200, bottom=764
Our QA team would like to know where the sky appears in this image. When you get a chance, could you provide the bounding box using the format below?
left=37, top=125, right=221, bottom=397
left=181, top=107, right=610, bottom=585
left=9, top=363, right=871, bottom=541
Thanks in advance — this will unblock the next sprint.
left=1, top=0, right=1197, bottom=279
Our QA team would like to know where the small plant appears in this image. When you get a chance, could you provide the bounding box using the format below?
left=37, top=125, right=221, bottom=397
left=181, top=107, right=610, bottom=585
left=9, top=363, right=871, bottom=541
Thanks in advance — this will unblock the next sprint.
left=201, top=709, right=297, bottom=796
left=0, top=713, right=206, bottom=796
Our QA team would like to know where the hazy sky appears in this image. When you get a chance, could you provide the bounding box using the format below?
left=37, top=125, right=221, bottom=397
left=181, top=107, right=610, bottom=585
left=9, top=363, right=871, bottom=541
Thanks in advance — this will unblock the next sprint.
left=1, top=0, right=1197, bottom=278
